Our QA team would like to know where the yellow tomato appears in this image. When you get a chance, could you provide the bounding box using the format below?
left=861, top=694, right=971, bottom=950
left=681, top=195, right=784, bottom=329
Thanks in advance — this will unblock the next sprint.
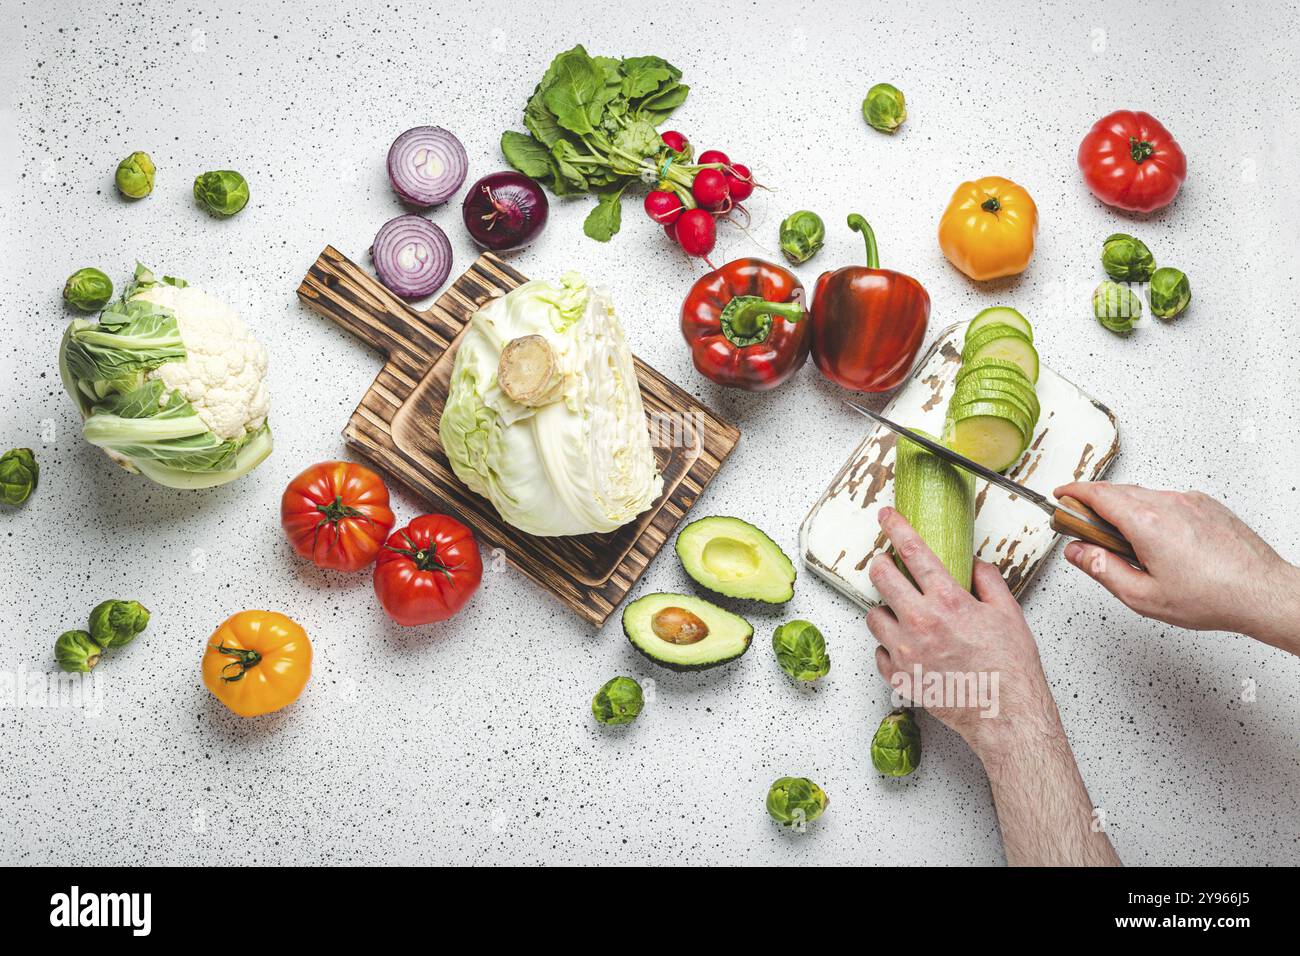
left=937, top=176, right=1038, bottom=281
left=202, top=610, right=312, bottom=717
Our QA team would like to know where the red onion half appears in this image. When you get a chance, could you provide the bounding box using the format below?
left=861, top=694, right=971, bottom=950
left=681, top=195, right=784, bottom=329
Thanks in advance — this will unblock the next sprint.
left=461, top=171, right=549, bottom=251
left=370, top=215, right=452, bottom=298
left=387, top=126, right=468, bottom=206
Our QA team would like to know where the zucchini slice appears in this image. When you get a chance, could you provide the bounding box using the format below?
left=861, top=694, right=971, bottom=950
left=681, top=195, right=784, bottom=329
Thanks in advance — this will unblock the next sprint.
left=893, top=429, right=975, bottom=591
left=944, top=414, right=1028, bottom=472
left=955, top=357, right=1034, bottom=386
left=966, top=306, right=1033, bottom=342
left=949, top=398, right=1033, bottom=444
left=962, top=334, right=1040, bottom=383
left=952, top=379, right=1039, bottom=422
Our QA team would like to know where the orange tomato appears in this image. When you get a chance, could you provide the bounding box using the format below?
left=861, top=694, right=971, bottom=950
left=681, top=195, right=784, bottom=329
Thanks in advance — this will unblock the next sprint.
left=937, top=176, right=1038, bottom=281
left=202, top=611, right=312, bottom=717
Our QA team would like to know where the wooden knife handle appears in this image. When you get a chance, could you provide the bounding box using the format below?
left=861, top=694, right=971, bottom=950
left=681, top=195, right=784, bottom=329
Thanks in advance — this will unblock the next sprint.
left=1051, top=495, right=1141, bottom=566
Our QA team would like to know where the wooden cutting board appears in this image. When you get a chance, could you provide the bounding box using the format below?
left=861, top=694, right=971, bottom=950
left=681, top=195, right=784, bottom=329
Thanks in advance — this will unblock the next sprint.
left=800, top=320, right=1119, bottom=608
left=297, top=247, right=740, bottom=626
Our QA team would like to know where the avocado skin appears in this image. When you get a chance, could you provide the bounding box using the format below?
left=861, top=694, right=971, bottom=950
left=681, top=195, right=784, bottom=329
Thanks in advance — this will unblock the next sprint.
left=674, top=515, right=796, bottom=604
left=621, top=592, right=754, bottom=671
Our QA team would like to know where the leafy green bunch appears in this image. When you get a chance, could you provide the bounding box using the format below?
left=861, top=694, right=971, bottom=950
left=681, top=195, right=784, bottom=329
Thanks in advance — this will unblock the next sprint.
left=501, top=45, right=691, bottom=241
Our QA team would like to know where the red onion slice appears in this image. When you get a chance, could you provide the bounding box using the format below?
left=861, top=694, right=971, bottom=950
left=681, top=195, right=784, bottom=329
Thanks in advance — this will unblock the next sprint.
left=387, top=126, right=468, bottom=206
left=370, top=215, right=452, bottom=298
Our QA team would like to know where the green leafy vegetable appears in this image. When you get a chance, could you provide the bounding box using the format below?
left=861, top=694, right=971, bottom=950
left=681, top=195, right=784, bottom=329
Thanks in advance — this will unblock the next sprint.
left=1092, top=280, right=1141, bottom=333
left=115, top=151, right=155, bottom=198
left=0, top=448, right=38, bottom=506
left=779, top=211, right=826, bottom=264
left=863, top=83, right=907, bottom=133
left=55, top=630, right=103, bottom=673
left=871, top=708, right=922, bottom=776
left=772, top=620, right=831, bottom=681
left=501, top=45, right=690, bottom=240
left=194, top=170, right=250, bottom=217
left=63, top=268, right=114, bottom=312
left=591, top=676, right=644, bottom=725
left=88, top=599, right=150, bottom=649
left=766, top=776, right=828, bottom=827
left=1100, top=233, right=1156, bottom=282
left=1148, top=267, right=1191, bottom=318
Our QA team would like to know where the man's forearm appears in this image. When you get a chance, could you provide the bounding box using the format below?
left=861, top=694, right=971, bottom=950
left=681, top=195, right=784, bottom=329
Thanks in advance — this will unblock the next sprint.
left=1244, top=561, right=1300, bottom=655
left=979, top=719, right=1121, bottom=867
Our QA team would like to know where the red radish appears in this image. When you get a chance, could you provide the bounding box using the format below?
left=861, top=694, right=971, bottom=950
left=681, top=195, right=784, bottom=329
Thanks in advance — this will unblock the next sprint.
left=692, top=168, right=731, bottom=210
left=675, top=208, right=716, bottom=262
left=663, top=222, right=678, bottom=242
left=726, top=163, right=754, bottom=201
left=661, top=130, right=690, bottom=155
left=697, top=149, right=729, bottom=167
left=644, top=190, right=684, bottom=225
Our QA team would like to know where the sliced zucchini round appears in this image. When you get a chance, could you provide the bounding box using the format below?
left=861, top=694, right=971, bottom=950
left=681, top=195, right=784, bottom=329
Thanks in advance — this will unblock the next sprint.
left=945, top=414, right=1028, bottom=472
left=955, top=356, right=1033, bottom=386
left=962, top=334, right=1040, bottom=383
left=949, top=398, right=1032, bottom=445
left=952, top=380, right=1039, bottom=423
left=966, top=306, right=1032, bottom=342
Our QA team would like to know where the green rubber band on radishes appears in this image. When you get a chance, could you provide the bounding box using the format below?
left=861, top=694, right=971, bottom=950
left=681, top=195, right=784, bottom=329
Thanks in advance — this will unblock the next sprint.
left=659, top=157, right=675, bottom=182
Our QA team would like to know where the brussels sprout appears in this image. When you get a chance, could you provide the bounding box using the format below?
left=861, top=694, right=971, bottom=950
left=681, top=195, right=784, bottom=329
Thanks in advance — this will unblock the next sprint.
left=1148, top=267, right=1191, bottom=319
left=772, top=620, right=830, bottom=681
left=862, top=82, right=906, bottom=133
left=55, top=630, right=103, bottom=673
left=0, top=448, right=38, bottom=506
left=765, top=776, right=828, bottom=827
left=591, top=676, right=644, bottom=725
left=1100, top=233, right=1156, bottom=282
left=871, top=708, right=922, bottom=776
left=88, top=599, right=150, bottom=649
left=1091, top=280, right=1142, bottom=333
left=115, top=151, right=155, bottom=198
left=193, top=170, right=250, bottom=217
left=62, top=267, right=114, bottom=312
left=779, top=211, right=826, bottom=265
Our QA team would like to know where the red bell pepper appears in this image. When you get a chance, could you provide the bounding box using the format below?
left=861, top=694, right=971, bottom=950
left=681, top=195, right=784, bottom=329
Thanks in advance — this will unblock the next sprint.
left=680, top=258, right=809, bottom=391
left=810, top=214, right=930, bottom=393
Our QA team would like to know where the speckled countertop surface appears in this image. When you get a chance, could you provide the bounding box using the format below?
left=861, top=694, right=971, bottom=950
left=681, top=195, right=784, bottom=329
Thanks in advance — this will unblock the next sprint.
left=2, top=0, right=1299, bottom=865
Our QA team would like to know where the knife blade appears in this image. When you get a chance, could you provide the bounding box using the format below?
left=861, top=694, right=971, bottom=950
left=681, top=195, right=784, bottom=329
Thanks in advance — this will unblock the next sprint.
left=842, top=400, right=1140, bottom=565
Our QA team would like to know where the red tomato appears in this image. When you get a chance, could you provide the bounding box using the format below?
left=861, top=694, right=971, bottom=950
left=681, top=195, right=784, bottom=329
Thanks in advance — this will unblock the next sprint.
left=373, top=514, right=482, bottom=626
left=281, top=461, right=395, bottom=572
left=1077, top=110, right=1187, bottom=212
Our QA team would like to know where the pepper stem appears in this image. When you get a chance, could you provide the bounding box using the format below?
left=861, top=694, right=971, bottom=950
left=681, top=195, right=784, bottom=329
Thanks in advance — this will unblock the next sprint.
left=847, top=214, right=879, bottom=268
left=1129, top=136, right=1155, bottom=163
left=720, top=295, right=805, bottom=348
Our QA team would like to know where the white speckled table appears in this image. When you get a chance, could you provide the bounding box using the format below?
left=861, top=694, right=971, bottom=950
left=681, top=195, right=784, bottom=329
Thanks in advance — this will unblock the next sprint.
left=3, top=0, right=1299, bottom=866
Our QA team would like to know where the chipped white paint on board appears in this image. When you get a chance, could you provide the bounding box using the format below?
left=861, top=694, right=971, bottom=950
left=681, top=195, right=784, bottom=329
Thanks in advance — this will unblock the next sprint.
left=801, top=321, right=1118, bottom=609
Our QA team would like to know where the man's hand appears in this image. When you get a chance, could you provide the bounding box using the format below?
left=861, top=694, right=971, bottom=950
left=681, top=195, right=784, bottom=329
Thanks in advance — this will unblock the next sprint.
left=1055, top=482, right=1300, bottom=653
left=866, top=507, right=1058, bottom=759
left=867, top=506, right=1120, bottom=866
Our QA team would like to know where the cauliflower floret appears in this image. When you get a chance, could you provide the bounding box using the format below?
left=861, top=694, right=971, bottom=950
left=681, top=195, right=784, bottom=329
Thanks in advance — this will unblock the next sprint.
left=133, top=284, right=270, bottom=441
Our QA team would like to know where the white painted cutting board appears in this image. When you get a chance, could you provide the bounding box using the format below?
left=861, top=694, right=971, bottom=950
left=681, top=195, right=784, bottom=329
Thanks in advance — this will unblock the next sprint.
left=800, top=321, right=1120, bottom=608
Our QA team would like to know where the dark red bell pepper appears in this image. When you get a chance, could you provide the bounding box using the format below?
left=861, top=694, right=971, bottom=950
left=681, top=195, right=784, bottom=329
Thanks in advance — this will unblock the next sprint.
left=811, top=214, right=930, bottom=393
left=680, top=258, right=809, bottom=391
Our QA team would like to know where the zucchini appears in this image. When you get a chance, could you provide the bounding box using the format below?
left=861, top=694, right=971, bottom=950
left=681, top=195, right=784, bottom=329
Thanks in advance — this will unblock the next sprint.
left=945, top=413, right=1028, bottom=472
left=955, top=357, right=1034, bottom=387
left=966, top=306, right=1032, bottom=342
left=962, top=333, right=1040, bottom=383
left=949, top=398, right=1033, bottom=442
left=961, top=323, right=1029, bottom=359
left=952, top=379, right=1039, bottom=422
left=893, top=429, right=975, bottom=591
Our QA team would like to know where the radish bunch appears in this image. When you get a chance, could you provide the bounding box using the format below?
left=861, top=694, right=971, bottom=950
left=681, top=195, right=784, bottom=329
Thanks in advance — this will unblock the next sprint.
left=642, top=131, right=757, bottom=267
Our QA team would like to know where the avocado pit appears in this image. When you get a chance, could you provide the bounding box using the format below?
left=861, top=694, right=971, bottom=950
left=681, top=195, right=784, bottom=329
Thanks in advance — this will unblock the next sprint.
left=651, top=606, right=709, bottom=645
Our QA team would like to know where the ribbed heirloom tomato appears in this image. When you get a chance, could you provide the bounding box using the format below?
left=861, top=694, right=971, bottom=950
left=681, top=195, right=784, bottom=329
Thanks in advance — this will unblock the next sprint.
left=373, top=514, right=483, bottom=626
left=281, top=461, right=395, bottom=571
left=1077, top=110, right=1187, bottom=212
left=202, top=610, right=312, bottom=718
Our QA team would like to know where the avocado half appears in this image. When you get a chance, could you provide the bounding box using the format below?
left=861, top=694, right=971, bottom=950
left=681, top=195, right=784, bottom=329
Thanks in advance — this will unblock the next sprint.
left=623, top=593, right=753, bottom=671
left=674, top=516, right=796, bottom=604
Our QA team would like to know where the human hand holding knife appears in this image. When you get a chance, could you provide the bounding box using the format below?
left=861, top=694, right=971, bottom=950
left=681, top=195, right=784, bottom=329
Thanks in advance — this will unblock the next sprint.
left=843, top=401, right=1141, bottom=566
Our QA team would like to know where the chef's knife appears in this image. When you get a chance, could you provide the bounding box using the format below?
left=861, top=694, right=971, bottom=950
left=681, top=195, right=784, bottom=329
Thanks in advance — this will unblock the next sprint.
left=843, top=400, right=1140, bottom=565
